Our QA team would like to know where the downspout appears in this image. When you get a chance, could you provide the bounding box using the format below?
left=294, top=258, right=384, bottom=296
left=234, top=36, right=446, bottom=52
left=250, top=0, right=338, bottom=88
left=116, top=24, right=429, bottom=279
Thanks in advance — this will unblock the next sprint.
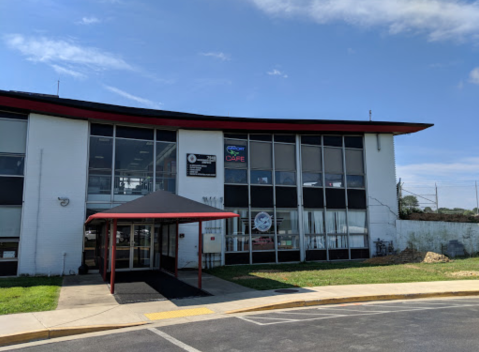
left=33, top=149, right=43, bottom=275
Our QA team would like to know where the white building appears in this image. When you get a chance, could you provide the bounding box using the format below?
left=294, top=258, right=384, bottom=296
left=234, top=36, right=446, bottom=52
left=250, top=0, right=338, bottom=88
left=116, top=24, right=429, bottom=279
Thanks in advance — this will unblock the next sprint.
left=0, top=90, right=432, bottom=276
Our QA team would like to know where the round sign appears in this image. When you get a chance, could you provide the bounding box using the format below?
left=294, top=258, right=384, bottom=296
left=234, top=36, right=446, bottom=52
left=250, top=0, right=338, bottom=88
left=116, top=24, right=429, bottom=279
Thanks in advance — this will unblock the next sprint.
left=254, top=211, right=272, bottom=232
left=187, top=154, right=197, bottom=163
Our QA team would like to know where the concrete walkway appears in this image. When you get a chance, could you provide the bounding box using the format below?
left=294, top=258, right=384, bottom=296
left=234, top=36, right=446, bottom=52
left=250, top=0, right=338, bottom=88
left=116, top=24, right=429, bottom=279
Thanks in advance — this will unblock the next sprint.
left=1, top=278, right=479, bottom=348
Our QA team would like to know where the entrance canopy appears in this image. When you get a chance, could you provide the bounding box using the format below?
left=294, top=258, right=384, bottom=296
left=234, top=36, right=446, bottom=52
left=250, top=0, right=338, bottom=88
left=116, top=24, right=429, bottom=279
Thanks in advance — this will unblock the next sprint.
left=84, top=190, right=239, bottom=294
left=85, top=190, right=239, bottom=224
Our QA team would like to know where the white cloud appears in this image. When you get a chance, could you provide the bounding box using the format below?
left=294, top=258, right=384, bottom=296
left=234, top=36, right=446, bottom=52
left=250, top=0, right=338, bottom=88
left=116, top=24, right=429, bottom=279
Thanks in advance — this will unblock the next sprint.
left=397, top=157, right=479, bottom=209
left=3, top=34, right=134, bottom=76
left=347, top=48, right=356, bottom=55
left=50, top=64, right=86, bottom=79
left=250, top=0, right=479, bottom=42
left=200, top=52, right=231, bottom=61
left=77, top=17, right=101, bottom=25
left=469, top=67, right=479, bottom=84
left=103, top=85, right=162, bottom=109
left=267, top=68, right=288, bottom=78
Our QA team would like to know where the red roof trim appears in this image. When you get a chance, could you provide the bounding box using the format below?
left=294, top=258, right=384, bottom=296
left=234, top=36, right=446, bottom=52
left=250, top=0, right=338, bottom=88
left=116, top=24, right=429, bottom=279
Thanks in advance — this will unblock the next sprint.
left=85, top=212, right=240, bottom=224
left=0, top=95, right=431, bottom=134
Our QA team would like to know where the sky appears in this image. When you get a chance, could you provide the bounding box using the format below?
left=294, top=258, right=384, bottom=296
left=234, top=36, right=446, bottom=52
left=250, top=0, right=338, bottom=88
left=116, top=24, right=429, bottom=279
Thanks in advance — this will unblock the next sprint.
left=1, top=0, right=478, bottom=209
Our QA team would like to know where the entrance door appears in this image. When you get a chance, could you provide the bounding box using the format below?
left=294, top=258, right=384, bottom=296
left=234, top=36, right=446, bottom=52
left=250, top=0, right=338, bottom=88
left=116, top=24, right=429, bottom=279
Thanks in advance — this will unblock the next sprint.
left=132, top=225, right=153, bottom=268
left=115, top=225, right=132, bottom=269
left=112, top=224, right=154, bottom=270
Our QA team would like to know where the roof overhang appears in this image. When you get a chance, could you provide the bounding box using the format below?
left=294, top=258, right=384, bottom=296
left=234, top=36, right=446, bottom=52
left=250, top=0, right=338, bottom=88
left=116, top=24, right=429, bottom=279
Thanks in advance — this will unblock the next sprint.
left=0, top=90, right=433, bottom=135
left=85, top=212, right=239, bottom=224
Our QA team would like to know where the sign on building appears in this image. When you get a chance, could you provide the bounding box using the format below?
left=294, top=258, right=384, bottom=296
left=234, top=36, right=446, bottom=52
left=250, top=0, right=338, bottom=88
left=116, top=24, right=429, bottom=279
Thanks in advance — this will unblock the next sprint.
left=186, top=154, right=216, bottom=177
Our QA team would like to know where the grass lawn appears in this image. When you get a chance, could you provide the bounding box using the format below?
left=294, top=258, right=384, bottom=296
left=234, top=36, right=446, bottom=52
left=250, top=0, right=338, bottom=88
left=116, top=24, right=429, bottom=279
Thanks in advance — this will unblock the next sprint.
left=0, top=276, right=63, bottom=315
left=207, top=257, right=479, bottom=290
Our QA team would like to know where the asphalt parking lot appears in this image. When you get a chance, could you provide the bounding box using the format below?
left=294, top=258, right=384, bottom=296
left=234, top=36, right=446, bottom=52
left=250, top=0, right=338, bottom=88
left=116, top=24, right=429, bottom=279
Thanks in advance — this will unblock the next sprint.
left=9, top=297, right=479, bottom=352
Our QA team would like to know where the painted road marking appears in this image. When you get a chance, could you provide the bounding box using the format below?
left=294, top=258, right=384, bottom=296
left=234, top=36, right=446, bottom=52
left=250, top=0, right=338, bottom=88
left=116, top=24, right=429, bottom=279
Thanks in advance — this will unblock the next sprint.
left=238, top=301, right=479, bottom=326
left=145, top=308, right=214, bottom=321
left=148, top=328, right=202, bottom=352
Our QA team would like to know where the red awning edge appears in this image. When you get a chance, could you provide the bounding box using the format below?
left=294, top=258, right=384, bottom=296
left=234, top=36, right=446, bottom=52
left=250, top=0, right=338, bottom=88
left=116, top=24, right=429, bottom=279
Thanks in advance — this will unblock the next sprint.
left=85, top=212, right=240, bottom=224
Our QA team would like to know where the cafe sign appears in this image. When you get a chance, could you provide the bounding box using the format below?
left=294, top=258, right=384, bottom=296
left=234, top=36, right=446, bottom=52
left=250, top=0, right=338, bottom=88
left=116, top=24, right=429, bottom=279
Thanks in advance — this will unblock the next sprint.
left=225, top=144, right=247, bottom=163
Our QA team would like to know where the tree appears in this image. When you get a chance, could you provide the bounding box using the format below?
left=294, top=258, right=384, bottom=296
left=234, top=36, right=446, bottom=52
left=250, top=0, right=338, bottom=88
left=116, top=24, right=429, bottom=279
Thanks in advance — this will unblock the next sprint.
left=424, top=207, right=434, bottom=213
left=401, top=195, right=419, bottom=208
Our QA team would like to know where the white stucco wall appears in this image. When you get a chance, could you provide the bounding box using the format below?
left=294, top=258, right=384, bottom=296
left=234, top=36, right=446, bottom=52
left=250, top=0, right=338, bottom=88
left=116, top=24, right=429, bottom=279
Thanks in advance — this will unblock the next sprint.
left=177, top=129, right=224, bottom=268
left=396, top=220, right=479, bottom=254
left=364, top=133, right=398, bottom=255
left=18, top=113, right=89, bottom=275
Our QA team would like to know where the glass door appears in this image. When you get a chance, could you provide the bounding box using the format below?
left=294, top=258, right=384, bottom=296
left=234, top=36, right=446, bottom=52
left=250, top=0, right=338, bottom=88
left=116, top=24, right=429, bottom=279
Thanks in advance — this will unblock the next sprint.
left=115, top=225, right=132, bottom=269
left=133, top=225, right=153, bottom=268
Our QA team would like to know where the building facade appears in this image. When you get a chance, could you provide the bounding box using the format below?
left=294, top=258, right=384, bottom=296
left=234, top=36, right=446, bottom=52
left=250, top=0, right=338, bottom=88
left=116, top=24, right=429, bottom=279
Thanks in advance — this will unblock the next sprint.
left=0, top=90, right=432, bottom=276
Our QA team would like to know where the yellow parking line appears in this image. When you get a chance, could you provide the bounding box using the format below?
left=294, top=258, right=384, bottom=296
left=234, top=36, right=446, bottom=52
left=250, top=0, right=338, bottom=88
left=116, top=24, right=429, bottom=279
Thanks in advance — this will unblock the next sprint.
left=145, top=308, right=215, bottom=321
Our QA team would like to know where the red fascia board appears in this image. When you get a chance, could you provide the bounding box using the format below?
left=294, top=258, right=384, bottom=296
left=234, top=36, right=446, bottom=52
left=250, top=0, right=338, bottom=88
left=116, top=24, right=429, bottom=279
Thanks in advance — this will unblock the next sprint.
left=85, top=212, right=240, bottom=224
left=0, top=95, right=430, bottom=134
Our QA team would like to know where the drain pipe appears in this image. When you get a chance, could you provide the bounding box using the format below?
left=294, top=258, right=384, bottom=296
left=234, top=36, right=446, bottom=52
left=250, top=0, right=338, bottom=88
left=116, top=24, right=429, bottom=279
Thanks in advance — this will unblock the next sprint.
left=33, top=149, right=43, bottom=275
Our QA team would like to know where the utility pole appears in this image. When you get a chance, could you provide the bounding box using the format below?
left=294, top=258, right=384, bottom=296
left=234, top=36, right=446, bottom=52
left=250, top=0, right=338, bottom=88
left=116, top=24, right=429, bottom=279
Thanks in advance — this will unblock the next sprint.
left=475, top=181, right=479, bottom=215
left=435, top=183, right=439, bottom=213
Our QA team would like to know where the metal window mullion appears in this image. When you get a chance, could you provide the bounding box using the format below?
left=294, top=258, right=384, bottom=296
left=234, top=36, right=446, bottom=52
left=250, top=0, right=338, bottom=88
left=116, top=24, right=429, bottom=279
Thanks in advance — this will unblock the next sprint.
left=272, top=139, right=278, bottom=263
left=153, top=129, right=157, bottom=193
left=342, top=136, right=351, bottom=259
left=362, top=134, right=372, bottom=255
left=247, top=134, right=252, bottom=265
left=296, top=135, right=305, bottom=262
left=175, top=130, right=179, bottom=194
left=321, top=136, right=329, bottom=260
left=108, top=127, right=117, bottom=203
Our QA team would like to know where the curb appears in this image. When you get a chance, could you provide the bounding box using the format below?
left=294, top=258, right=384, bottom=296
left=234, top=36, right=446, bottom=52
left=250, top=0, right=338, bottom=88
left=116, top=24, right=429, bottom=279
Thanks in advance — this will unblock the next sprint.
left=225, top=290, right=479, bottom=314
left=0, top=322, right=147, bottom=347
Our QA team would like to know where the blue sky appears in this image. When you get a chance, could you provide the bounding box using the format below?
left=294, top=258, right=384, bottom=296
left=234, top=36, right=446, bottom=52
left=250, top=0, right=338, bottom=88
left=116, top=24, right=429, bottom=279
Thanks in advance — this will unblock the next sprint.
left=1, top=0, right=478, bottom=208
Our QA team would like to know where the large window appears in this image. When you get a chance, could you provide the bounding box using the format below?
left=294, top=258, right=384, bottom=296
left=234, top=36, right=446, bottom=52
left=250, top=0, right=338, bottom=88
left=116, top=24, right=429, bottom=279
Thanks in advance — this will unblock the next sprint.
left=0, top=112, right=27, bottom=277
left=224, top=133, right=369, bottom=264
left=87, top=124, right=177, bottom=203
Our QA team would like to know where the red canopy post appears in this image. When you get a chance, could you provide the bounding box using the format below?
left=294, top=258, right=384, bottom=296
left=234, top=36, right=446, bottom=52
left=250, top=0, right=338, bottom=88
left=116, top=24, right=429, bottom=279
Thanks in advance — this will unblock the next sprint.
left=103, top=221, right=109, bottom=282
left=175, top=221, right=179, bottom=278
left=110, top=219, right=117, bottom=294
left=198, top=220, right=202, bottom=290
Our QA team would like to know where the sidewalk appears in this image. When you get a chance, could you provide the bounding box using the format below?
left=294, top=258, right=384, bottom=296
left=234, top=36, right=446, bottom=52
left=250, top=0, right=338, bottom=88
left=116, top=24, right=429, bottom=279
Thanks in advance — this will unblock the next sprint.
left=1, top=279, right=479, bottom=347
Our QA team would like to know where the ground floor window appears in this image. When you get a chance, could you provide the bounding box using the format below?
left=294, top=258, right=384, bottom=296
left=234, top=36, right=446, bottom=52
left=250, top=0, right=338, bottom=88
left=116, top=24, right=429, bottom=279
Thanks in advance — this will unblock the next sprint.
left=224, top=207, right=369, bottom=265
left=0, top=238, right=19, bottom=276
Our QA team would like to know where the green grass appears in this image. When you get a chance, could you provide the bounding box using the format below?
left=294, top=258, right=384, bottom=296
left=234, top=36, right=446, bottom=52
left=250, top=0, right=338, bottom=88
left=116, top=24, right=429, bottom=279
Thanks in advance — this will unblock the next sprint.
left=0, top=276, right=63, bottom=315
left=207, top=258, right=479, bottom=290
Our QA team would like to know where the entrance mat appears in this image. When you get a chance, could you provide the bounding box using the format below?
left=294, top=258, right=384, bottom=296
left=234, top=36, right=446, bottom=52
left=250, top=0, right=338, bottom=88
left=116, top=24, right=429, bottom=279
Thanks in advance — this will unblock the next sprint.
left=109, top=271, right=211, bottom=304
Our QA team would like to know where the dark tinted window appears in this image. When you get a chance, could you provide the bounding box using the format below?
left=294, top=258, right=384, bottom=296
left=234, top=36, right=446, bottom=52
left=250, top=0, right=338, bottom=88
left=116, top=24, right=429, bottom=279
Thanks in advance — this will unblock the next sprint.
left=0, top=177, right=23, bottom=205
left=326, top=188, right=346, bottom=208
left=225, top=169, right=247, bottom=184
left=345, top=136, right=363, bottom=148
left=224, top=185, right=248, bottom=207
left=323, top=136, right=342, bottom=147
left=347, top=189, right=367, bottom=209
left=250, top=186, right=274, bottom=207
left=116, top=126, right=154, bottom=140
left=303, top=188, right=324, bottom=208
left=274, top=135, right=296, bottom=143
left=156, top=130, right=176, bottom=142
left=90, top=124, right=113, bottom=137
left=275, top=187, right=297, bottom=208
left=224, top=133, right=248, bottom=140
left=301, top=136, right=321, bottom=145
left=250, top=134, right=272, bottom=142
left=0, top=111, right=28, bottom=120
